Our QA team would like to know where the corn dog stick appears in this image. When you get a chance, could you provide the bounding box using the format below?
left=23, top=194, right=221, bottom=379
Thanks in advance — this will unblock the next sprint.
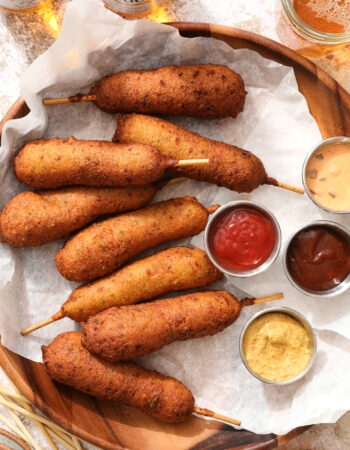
left=21, top=312, right=65, bottom=335
left=194, top=407, right=241, bottom=427
left=266, top=177, right=304, bottom=195
left=43, top=94, right=96, bottom=105
left=276, top=181, right=304, bottom=195
left=241, top=292, right=283, bottom=307
left=176, top=159, right=209, bottom=166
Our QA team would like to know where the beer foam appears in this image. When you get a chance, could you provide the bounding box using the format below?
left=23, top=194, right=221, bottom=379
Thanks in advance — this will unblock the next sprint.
left=307, top=0, right=350, bottom=30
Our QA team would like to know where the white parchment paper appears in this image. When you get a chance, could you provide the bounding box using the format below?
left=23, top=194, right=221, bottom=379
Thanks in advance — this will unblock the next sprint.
left=1, top=0, right=350, bottom=435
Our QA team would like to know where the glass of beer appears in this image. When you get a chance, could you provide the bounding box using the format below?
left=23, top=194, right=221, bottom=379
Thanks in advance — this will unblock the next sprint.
left=281, top=0, right=350, bottom=44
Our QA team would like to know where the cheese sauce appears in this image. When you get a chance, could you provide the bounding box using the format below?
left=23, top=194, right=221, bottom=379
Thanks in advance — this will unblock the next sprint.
left=243, top=312, right=314, bottom=382
left=306, top=143, right=350, bottom=212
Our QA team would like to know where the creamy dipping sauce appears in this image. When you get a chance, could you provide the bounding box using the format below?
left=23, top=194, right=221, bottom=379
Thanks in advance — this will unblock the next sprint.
left=306, top=143, right=350, bottom=212
left=242, top=312, right=314, bottom=382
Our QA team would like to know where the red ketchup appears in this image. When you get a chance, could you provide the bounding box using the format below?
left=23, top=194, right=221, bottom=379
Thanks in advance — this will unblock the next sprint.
left=209, top=207, right=276, bottom=272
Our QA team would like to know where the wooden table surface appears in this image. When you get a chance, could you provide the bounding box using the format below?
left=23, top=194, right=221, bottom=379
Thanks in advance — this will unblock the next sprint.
left=0, top=1, right=349, bottom=449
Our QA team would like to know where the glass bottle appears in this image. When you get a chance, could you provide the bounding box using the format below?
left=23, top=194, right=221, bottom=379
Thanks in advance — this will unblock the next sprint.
left=104, top=0, right=167, bottom=19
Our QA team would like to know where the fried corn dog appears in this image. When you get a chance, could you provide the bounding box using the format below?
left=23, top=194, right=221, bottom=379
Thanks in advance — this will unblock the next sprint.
left=42, top=332, right=195, bottom=423
left=90, top=64, right=246, bottom=119
left=82, top=290, right=241, bottom=362
left=14, top=137, right=172, bottom=189
left=62, top=247, right=222, bottom=322
left=0, top=184, right=157, bottom=247
left=55, top=196, right=209, bottom=282
left=114, top=114, right=267, bottom=193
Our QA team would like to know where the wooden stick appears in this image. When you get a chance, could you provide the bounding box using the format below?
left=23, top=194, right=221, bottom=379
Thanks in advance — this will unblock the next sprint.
left=43, top=94, right=96, bottom=105
left=14, top=396, right=58, bottom=450
left=266, top=177, right=304, bottom=195
left=194, top=407, right=241, bottom=427
left=276, top=181, right=304, bottom=195
left=0, top=384, right=29, bottom=404
left=0, top=375, right=80, bottom=449
left=21, top=311, right=64, bottom=336
left=0, top=380, right=58, bottom=450
left=207, top=204, right=221, bottom=214
left=0, top=393, right=40, bottom=450
left=165, top=177, right=188, bottom=185
left=0, top=396, right=80, bottom=436
left=0, top=410, right=30, bottom=443
left=72, top=435, right=83, bottom=450
left=241, top=292, right=283, bottom=308
left=176, top=159, right=209, bottom=166
left=46, top=429, right=76, bottom=450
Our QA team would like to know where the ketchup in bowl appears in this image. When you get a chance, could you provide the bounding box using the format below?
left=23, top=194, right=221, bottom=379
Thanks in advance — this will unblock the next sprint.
left=209, top=207, right=276, bottom=272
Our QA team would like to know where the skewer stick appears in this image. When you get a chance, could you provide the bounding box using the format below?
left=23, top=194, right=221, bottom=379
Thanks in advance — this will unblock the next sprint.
left=166, top=177, right=188, bottom=185
left=266, top=177, right=304, bottom=195
left=276, top=181, right=304, bottom=195
left=241, top=292, right=283, bottom=307
left=176, top=159, right=209, bottom=166
left=193, top=407, right=241, bottom=427
left=21, top=311, right=64, bottom=335
left=207, top=204, right=221, bottom=214
left=43, top=94, right=97, bottom=105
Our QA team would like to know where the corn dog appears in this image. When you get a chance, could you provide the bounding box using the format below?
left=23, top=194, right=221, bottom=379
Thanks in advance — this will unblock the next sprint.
left=55, top=196, right=210, bottom=282
left=62, top=247, right=222, bottom=322
left=0, top=184, right=157, bottom=247
left=89, top=64, right=246, bottom=118
left=14, top=137, right=173, bottom=189
left=114, top=113, right=268, bottom=193
left=82, top=290, right=241, bottom=362
left=42, top=332, right=195, bottom=423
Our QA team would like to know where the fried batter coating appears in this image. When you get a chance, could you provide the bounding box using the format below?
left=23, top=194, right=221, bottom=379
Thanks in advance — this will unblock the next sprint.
left=14, top=137, right=168, bottom=189
left=90, top=64, right=246, bottom=119
left=82, top=290, right=241, bottom=362
left=55, top=196, right=209, bottom=282
left=42, top=332, right=195, bottom=423
left=114, top=114, right=267, bottom=193
left=63, top=247, right=222, bottom=322
left=0, top=185, right=157, bottom=247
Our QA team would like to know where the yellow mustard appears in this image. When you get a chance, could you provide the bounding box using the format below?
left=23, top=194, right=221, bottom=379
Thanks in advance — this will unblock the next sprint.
left=242, top=312, right=314, bottom=382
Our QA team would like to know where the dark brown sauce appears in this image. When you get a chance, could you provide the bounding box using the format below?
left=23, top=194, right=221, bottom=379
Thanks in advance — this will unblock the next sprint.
left=287, top=226, right=350, bottom=291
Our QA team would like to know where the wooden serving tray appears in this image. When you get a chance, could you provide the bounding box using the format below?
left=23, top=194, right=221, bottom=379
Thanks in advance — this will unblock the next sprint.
left=0, top=22, right=349, bottom=449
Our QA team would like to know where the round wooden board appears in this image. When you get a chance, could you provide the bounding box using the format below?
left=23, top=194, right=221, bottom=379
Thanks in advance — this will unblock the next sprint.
left=0, top=22, right=349, bottom=449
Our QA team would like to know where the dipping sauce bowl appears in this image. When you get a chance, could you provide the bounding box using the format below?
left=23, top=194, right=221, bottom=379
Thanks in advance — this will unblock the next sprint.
left=283, top=220, right=350, bottom=297
left=240, top=306, right=317, bottom=385
left=303, top=136, right=350, bottom=214
left=204, top=200, right=281, bottom=278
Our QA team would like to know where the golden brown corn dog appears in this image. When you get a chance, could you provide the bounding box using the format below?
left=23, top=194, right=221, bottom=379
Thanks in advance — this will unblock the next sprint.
left=90, top=64, right=246, bottom=119
left=62, top=247, right=222, bottom=322
left=14, top=137, right=173, bottom=189
left=55, top=196, right=209, bottom=282
left=82, top=290, right=241, bottom=362
left=114, top=114, right=267, bottom=193
left=0, top=184, right=157, bottom=247
left=42, top=332, right=195, bottom=423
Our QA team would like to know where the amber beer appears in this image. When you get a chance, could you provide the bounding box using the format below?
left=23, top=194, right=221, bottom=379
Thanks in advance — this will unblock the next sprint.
left=104, top=0, right=167, bottom=18
left=281, top=0, right=350, bottom=44
left=293, top=0, right=350, bottom=33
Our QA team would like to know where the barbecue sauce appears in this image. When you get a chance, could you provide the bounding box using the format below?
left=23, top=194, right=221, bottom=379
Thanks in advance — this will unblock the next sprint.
left=287, top=226, right=350, bottom=291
